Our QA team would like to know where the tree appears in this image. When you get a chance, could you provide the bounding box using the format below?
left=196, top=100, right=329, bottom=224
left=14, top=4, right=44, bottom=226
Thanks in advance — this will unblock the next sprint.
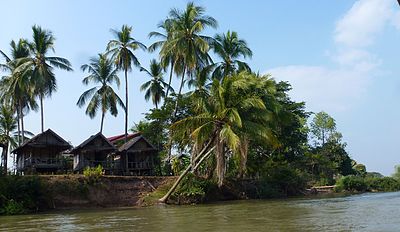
left=148, top=19, right=176, bottom=100
left=162, top=2, right=218, bottom=100
left=140, top=59, right=173, bottom=109
left=0, top=105, right=17, bottom=175
left=211, top=31, right=252, bottom=80
left=77, top=54, right=124, bottom=133
left=107, top=25, right=146, bottom=142
left=0, top=39, right=37, bottom=144
left=310, top=111, right=337, bottom=146
left=16, top=25, right=73, bottom=132
left=159, top=72, right=276, bottom=202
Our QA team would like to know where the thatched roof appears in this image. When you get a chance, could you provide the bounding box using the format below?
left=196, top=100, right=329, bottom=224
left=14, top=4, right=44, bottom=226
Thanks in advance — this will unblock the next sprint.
left=118, top=135, right=157, bottom=153
left=12, top=129, right=72, bottom=154
left=70, top=132, right=116, bottom=154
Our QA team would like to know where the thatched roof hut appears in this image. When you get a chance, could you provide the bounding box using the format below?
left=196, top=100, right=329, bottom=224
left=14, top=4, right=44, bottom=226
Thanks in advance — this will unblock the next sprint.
left=13, top=129, right=71, bottom=174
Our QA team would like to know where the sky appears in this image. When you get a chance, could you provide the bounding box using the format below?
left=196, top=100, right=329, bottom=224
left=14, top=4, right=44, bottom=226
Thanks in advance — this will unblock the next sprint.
left=1, top=0, right=400, bottom=175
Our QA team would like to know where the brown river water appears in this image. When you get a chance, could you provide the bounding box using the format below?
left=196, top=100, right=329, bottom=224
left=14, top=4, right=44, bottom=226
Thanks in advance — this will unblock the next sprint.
left=1, top=192, right=400, bottom=231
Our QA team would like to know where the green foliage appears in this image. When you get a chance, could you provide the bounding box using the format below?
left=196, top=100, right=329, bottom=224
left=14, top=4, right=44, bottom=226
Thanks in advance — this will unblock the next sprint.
left=336, top=175, right=400, bottom=193
left=257, top=159, right=308, bottom=197
left=171, top=155, right=190, bottom=175
left=335, top=175, right=367, bottom=192
left=83, top=165, right=103, bottom=185
left=0, top=176, right=49, bottom=215
left=173, top=173, right=217, bottom=203
left=392, top=165, right=400, bottom=180
left=365, top=177, right=400, bottom=192
left=353, top=163, right=367, bottom=176
left=310, top=111, right=337, bottom=146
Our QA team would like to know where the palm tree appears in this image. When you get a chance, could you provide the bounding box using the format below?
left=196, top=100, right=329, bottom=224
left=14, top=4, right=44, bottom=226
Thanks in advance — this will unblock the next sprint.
left=17, top=25, right=73, bottom=132
left=211, top=31, right=253, bottom=80
left=162, top=2, right=218, bottom=99
left=159, top=72, right=276, bottom=202
left=140, top=59, right=173, bottom=109
left=148, top=19, right=176, bottom=100
left=77, top=54, right=124, bottom=133
left=107, top=25, right=147, bottom=142
left=0, top=39, right=37, bottom=144
left=0, top=104, right=17, bottom=175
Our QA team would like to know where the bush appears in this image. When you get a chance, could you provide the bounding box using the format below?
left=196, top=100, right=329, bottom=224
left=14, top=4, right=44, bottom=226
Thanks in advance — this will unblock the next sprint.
left=258, top=161, right=308, bottom=198
left=83, top=165, right=103, bottom=185
left=365, top=177, right=400, bottom=192
left=335, top=175, right=367, bottom=192
left=173, top=173, right=217, bottom=203
left=0, top=176, right=49, bottom=215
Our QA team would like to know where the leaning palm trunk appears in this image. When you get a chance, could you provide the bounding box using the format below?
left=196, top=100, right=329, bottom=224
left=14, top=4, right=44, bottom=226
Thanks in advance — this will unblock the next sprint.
left=100, top=111, right=105, bottom=133
left=159, top=145, right=216, bottom=203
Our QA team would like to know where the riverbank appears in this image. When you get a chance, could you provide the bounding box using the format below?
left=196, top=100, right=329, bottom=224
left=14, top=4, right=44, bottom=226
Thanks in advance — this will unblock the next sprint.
left=1, top=174, right=399, bottom=215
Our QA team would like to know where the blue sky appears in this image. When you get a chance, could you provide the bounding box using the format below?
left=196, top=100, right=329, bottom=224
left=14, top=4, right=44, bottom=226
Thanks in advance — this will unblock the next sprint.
left=1, top=0, right=400, bottom=175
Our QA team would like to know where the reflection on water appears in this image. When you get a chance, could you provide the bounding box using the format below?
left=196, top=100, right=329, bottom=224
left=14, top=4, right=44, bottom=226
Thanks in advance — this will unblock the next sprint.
left=1, top=192, right=400, bottom=231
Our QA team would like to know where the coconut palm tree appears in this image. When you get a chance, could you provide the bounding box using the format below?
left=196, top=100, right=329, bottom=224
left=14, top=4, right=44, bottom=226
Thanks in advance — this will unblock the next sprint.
left=107, top=25, right=146, bottom=142
left=16, top=25, right=73, bottom=132
left=0, top=104, right=17, bottom=175
left=162, top=2, right=218, bottom=99
left=159, top=72, right=276, bottom=202
left=140, top=59, right=173, bottom=109
left=148, top=19, right=176, bottom=100
left=77, top=54, right=125, bottom=133
left=211, top=31, right=253, bottom=80
left=0, top=39, right=37, bottom=144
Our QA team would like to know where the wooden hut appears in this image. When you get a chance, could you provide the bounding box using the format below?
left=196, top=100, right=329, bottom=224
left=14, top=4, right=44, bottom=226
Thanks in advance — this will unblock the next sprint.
left=70, top=132, right=117, bottom=173
left=114, top=135, right=158, bottom=175
left=13, top=129, right=72, bottom=174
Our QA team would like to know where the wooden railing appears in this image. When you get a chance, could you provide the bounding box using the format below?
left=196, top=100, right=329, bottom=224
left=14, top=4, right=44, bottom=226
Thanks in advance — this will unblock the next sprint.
left=24, top=157, right=62, bottom=167
left=127, top=162, right=152, bottom=170
left=80, top=160, right=120, bottom=170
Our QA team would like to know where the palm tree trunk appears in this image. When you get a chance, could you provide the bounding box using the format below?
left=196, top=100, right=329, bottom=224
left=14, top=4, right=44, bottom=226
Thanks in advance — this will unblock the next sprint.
left=16, top=104, right=21, bottom=146
left=124, top=69, right=128, bottom=143
left=173, top=65, right=186, bottom=118
left=40, top=95, right=44, bottom=133
left=215, top=132, right=225, bottom=187
left=159, top=145, right=215, bottom=203
left=100, top=111, right=105, bottom=133
left=19, top=102, right=25, bottom=143
left=21, top=108, right=25, bottom=143
left=1, top=142, right=8, bottom=175
left=238, top=137, right=249, bottom=178
left=165, top=62, right=174, bottom=99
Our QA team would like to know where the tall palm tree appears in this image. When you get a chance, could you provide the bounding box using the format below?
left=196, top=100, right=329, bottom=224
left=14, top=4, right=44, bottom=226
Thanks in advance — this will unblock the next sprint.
left=0, top=39, right=37, bottom=144
left=77, top=54, right=124, bottom=133
left=140, top=59, right=173, bottom=109
left=17, top=25, right=73, bottom=132
left=107, top=25, right=146, bottom=142
left=148, top=19, right=176, bottom=100
left=159, top=72, right=276, bottom=202
left=0, top=104, right=17, bottom=175
left=162, top=2, right=218, bottom=99
left=211, top=31, right=253, bottom=80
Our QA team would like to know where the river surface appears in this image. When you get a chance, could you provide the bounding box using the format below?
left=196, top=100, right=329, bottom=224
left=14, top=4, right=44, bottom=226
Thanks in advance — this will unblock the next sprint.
left=1, top=192, right=400, bottom=231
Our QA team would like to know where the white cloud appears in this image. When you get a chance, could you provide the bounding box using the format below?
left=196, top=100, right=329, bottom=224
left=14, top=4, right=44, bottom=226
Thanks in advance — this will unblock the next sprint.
left=334, top=0, right=393, bottom=47
left=268, top=65, right=372, bottom=112
left=266, top=0, right=399, bottom=113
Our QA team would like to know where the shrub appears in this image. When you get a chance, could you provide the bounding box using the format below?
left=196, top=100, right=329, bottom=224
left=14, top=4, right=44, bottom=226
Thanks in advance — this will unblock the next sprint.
left=335, top=175, right=367, bottom=192
left=83, top=165, right=103, bottom=185
left=365, top=177, right=400, bottom=192
left=173, top=173, right=216, bottom=203
left=0, top=176, right=49, bottom=215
